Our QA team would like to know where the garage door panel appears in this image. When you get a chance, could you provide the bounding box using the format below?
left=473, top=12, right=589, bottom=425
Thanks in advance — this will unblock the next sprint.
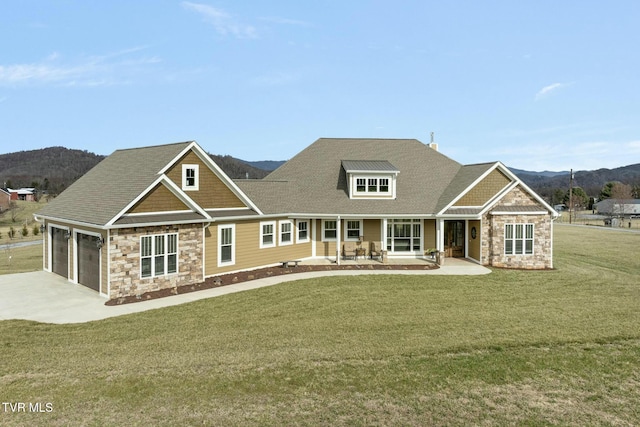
left=51, top=227, right=68, bottom=278
left=77, top=234, right=100, bottom=291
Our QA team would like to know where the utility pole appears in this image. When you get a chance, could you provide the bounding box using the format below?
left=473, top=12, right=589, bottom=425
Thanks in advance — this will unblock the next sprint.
left=569, top=169, right=574, bottom=224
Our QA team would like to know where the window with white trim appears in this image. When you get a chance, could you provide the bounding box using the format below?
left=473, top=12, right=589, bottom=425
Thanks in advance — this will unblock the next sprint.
left=279, top=220, right=293, bottom=246
left=260, top=221, right=276, bottom=248
left=182, top=164, right=199, bottom=191
left=140, top=233, right=178, bottom=278
left=353, top=175, right=393, bottom=196
left=505, top=224, right=534, bottom=255
left=386, top=219, right=421, bottom=252
left=218, top=225, right=235, bottom=266
left=345, top=220, right=362, bottom=241
left=323, top=220, right=337, bottom=241
left=296, top=220, right=309, bottom=243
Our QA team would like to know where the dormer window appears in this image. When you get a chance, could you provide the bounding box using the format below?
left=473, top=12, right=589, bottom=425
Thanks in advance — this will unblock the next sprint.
left=182, top=164, right=199, bottom=191
left=342, top=160, right=399, bottom=199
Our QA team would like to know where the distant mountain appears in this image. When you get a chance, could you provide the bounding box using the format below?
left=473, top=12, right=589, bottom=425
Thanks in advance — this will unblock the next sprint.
left=0, top=147, right=105, bottom=195
left=509, top=168, right=569, bottom=178
left=511, top=163, right=640, bottom=201
left=240, top=160, right=286, bottom=171
left=208, top=154, right=271, bottom=179
left=0, top=147, right=273, bottom=195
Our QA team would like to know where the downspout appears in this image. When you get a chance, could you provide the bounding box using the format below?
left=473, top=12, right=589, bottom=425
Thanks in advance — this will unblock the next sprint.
left=34, top=215, right=46, bottom=271
left=203, top=222, right=211, bottom=278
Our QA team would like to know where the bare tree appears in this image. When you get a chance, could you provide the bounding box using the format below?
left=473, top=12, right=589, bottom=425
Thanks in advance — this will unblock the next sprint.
left=611, top=183, right=633, bottom=224
left=7, top=201, right=24, bottom=223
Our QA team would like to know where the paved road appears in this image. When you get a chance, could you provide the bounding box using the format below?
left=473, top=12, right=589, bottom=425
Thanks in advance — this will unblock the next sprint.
left=556, top=223, right=640, bottom=234
left=0, top=239, right=42, bottom=250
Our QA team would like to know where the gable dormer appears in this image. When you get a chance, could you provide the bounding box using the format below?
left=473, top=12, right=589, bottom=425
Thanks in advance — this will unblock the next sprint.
left=342, top=160, right=399, bottom=199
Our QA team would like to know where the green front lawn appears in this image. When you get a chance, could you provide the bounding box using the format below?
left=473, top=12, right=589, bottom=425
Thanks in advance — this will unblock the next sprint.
left=1, top=225, right=639, bottom=426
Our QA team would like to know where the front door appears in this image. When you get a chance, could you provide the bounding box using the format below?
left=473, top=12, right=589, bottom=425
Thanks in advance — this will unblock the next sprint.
left=444, top=220, right=465, bottom=258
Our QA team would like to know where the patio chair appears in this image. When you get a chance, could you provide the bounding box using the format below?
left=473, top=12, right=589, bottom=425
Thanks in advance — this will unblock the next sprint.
left=370, top=241, right=385, bottom=261
left=342, top=242, right=357, bottom=260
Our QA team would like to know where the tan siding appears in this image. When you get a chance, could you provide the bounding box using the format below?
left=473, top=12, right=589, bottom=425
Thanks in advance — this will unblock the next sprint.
left=424, top=219, right=436, bottom=250
left=315, top=220, right=336, bottom=257
left=128, top=183, right=189, bottom=213
left=166, top=150, right=246, bottom=209
left=362, top=219, right=381, bottom=255
left=205, top=219, right=313, bottom=275
left=454, top=169, right=511, bottom=206
left=468, top=220, right=481, bottom=261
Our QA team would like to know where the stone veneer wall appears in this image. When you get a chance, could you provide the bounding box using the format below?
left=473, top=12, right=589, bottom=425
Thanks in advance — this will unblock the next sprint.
left=481, top=185, right=553, bottom=269
left=109, top=224, right=203, bottom=299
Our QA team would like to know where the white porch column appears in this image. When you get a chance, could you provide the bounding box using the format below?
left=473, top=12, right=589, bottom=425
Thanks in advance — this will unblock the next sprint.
left=336, top=216, right=341, bottom=265
left=436, top=218, right=445, bottom=252
left=381, top=218, right=387, bottom=252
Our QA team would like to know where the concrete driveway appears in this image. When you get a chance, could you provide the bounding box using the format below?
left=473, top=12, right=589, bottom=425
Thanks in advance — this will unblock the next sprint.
left=1, top=261, right=490, bottom=324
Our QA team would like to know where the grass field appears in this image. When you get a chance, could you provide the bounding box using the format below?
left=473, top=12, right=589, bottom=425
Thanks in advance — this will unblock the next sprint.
left=0, top=225, right=639, bottom=425
left=0, top=200, right=45, bottom=274
left=0, top=200, right=45, bottom=243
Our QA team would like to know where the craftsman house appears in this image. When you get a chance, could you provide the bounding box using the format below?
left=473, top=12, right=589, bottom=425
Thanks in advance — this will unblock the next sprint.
left=35, top=138, right=558, bottom=299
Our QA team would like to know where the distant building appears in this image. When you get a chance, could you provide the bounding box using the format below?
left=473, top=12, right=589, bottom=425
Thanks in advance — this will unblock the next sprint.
left=595, top=199, right=640, bottom=217
left=7, top=187, right=36, bottom=201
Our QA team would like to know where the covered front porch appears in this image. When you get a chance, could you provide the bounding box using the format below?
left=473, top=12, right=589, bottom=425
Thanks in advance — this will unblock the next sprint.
left=311, top=217, right=482, bottom=265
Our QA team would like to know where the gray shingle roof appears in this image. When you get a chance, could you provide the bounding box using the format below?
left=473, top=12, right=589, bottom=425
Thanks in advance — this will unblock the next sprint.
left=37, top=142, right=193, bottom=226
left=237, top=138, right=471, bottom=215
left=435, top=163, right=497, bottom=213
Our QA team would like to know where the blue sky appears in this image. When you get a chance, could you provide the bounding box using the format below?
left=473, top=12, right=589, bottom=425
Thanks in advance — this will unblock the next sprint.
left=1, top=1, right=639, bottom=171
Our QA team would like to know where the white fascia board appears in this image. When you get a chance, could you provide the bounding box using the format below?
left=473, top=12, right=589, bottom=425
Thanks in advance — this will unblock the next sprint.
left=105, top=175, right=211, bottom=227
left=35, top=215, right=109, bottom=230
left=437, top=214, right=483, bottom=219
left=478, top=181, right=520, bottom=216
left=161, top=176, right=210, bottom=218
left=188, top=142, right=264, bottom=215
left=437, top=162, right=502, bottom=216
left=492, top=162, right=560, bottom=218
left=157, top=141, right=196, bottom=175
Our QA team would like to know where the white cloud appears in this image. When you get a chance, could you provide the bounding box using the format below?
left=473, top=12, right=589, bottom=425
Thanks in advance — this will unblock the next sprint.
left=0, top=47, right=160, bottom=87
left=535, top=82, right=570, bottom=101
left=182, top=2, right=257, bottom=39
